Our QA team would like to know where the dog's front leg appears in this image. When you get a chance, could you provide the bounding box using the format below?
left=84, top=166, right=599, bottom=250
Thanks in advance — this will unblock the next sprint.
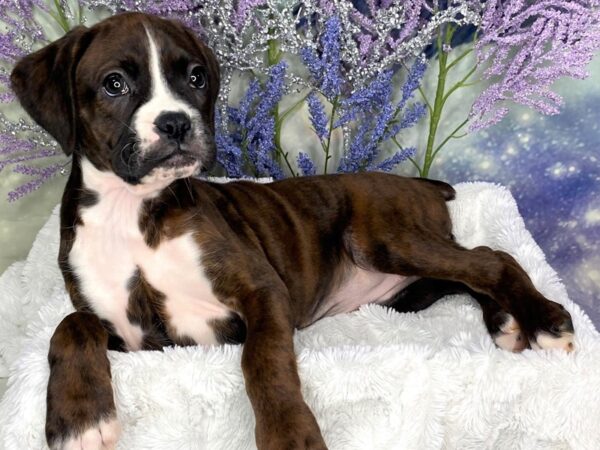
left=240, top=288, right=327, bottom=450
left=46, top=312, right=120, bottom=450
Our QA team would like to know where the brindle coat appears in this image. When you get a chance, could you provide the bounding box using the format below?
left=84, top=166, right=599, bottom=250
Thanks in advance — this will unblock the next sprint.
left=10, top=12, right=574, bottom=450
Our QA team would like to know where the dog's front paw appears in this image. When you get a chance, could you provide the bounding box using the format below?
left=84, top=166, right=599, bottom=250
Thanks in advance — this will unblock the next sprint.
left=49, top=417, right=121, bottom=450
left=530, top=302, right=575, bottom=352
left=256, top=404, right=327, bottom=450
left=263, top=433, right=327, bottom=450
left=46, top=366, right=121, bottom=450
left=259, top=430, right=327, bottom=450
left=46, top=312, right=120, bottom=449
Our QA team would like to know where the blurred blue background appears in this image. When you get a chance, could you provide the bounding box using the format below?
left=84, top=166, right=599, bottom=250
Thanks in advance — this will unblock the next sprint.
left=416, top=58, right=600, bottom=326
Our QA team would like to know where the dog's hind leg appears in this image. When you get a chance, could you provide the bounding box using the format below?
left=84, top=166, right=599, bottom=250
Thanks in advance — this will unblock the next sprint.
left=385, top=278, right=463, bottom=313
left=387, top=278, right=529, bottom=352
left=46, top=312, right=121, bottom=450
left=360, top=235, right=574, bottom=352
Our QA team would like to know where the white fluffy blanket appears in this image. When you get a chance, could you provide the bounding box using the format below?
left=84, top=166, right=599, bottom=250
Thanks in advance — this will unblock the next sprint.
left=1, top=182, right=599, bottom=450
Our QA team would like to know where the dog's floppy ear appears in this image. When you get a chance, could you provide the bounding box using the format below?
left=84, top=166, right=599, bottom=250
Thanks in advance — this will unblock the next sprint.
left=10, top=26, right=92, bottom=155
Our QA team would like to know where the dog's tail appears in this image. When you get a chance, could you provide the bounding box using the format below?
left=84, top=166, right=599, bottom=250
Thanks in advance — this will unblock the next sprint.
left=413, top=177, right=456, bottom=201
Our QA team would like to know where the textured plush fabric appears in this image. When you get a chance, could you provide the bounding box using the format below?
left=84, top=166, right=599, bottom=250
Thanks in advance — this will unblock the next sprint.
left=0, top=182, right=598, bottom=450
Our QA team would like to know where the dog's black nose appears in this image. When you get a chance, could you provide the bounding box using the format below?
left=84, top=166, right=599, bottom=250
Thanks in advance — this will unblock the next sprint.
left=154, top=112, right=191, bottom=142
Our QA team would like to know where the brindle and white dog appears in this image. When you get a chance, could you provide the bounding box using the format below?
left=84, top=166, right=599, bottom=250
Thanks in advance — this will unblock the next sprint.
left=10, top=12, right=575, bottom=450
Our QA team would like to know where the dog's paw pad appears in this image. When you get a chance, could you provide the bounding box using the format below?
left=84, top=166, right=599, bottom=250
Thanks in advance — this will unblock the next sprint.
left=493, top=315, right=528, bottom=352
left=532, top=330, right=575, bottom=353
left=60, top=418, right=121, bottom=450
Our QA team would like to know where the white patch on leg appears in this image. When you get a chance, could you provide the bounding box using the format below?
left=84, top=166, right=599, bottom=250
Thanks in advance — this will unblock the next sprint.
left=532, top=331, right=575, bottom=352
left=493, top=315, right=527, bottom=352
left=59, top=418, right=121, bottom=450
left=80, top=427, right=102, bottom=449
left=99, top=417, right=121, bottom=449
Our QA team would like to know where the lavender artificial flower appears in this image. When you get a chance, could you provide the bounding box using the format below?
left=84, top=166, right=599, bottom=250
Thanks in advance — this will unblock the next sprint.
left=247, top=61, right=286, bottom=141
left=228, top=80, right=261, bottom=127
left=397, top=57, right=427, bottom=111
left=0, top=148, right=57, bottom=172
left=0, top=134, right=38, bottom=158
left=470, top=0, right=600, bottom=130
left=337, top=121, right=371, bottom=173
left=306, top=92, right=329, bottom=140
left=339, top=102, right=399, bottom=172
left=216, top=61, right=287, bottom=179
left=0, top=0, right=46, bottom=102
left=296, top=152, right=316, bottom=176
left=115, top=0, right=202, bottom=35
left=368, top=147, right=416, bottom=172
left=215, top=111, right=245, bottom=179
left=336, top=58, right=427, bottom=173
left=7, top=163, right=63, bottom=202
left=335, top=69, right=394, bottom=128
left=350, top=0, right=434, bottom=62
left=0, top=1, right=76, bottom=201
left=386, top=103, right=428, bottom=139
left=245, top=61, right=286, bottom=179
left=317, top=0, right=335, bottom=15
left=301, top=15, right=343, bottom=100
left=299, top=12, right=425, bottom=176
left=231, top=0, right=267, bottom=30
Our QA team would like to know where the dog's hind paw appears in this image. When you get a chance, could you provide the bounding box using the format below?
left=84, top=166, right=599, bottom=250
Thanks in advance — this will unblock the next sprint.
left=531, top=330, right=575, bottom=352
left=492, top=315, right=528, bottom=352
left=531, top=302, right=575, bottom=353
left=52, top=417, right=121, bottom=450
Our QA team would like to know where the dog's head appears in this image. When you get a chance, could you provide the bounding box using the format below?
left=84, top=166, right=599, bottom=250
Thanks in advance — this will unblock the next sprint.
left=11, top=12, right=219, bottom=188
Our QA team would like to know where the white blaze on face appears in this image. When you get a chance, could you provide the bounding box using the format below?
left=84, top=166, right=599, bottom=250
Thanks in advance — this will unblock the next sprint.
left=133, top=28, right=197, bottom=149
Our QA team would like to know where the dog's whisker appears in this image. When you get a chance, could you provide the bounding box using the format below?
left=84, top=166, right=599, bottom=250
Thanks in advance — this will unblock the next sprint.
left=184, top=177, right=194, bottom=199
left=113, top=116, right=138, bottom=136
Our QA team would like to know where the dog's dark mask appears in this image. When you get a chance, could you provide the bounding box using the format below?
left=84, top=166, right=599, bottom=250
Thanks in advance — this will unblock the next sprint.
left=10, top=12, right=220, bottom=185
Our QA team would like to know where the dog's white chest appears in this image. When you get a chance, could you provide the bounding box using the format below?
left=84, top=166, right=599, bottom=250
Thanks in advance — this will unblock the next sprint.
left=69, top=166, right=229, bottom=350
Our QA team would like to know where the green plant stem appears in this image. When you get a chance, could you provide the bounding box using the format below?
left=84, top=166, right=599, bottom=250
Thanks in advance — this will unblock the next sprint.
left=278, top=149, right=297, bottom=176
left=51, top=0, right=71, bottom=33
left=446, top=47, right=473, bottom=71
left=417, top=86, right=434, bottom=116
left=279, top=94, right=308, bottom=123
left=265, top=38, right=298, bottom=176
left=420, top=24, right=480, bottom=178
left=272, top=95, right=306, bottom=177
left=77, top=2, right=83, bottom=26
left=417, top=25, right=482, bottom=177
left=442, top=64, right=477, bottom=104
left=268, top=38, right=281, bottom=154
left=323, top=97, right=339, bottom=174
left=421, top=27, right=453, bottom=178
left=431, top=118, right=468, bottom=160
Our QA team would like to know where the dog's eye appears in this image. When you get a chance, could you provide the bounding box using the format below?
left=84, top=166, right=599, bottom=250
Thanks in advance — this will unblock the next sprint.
left=189, top=66, right=207, bottom=89
left=103, top=73, right=130, bottom=97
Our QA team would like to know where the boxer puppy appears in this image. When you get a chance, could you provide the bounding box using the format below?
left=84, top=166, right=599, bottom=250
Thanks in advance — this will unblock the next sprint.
left=10, top=12, right=574, bottom=450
